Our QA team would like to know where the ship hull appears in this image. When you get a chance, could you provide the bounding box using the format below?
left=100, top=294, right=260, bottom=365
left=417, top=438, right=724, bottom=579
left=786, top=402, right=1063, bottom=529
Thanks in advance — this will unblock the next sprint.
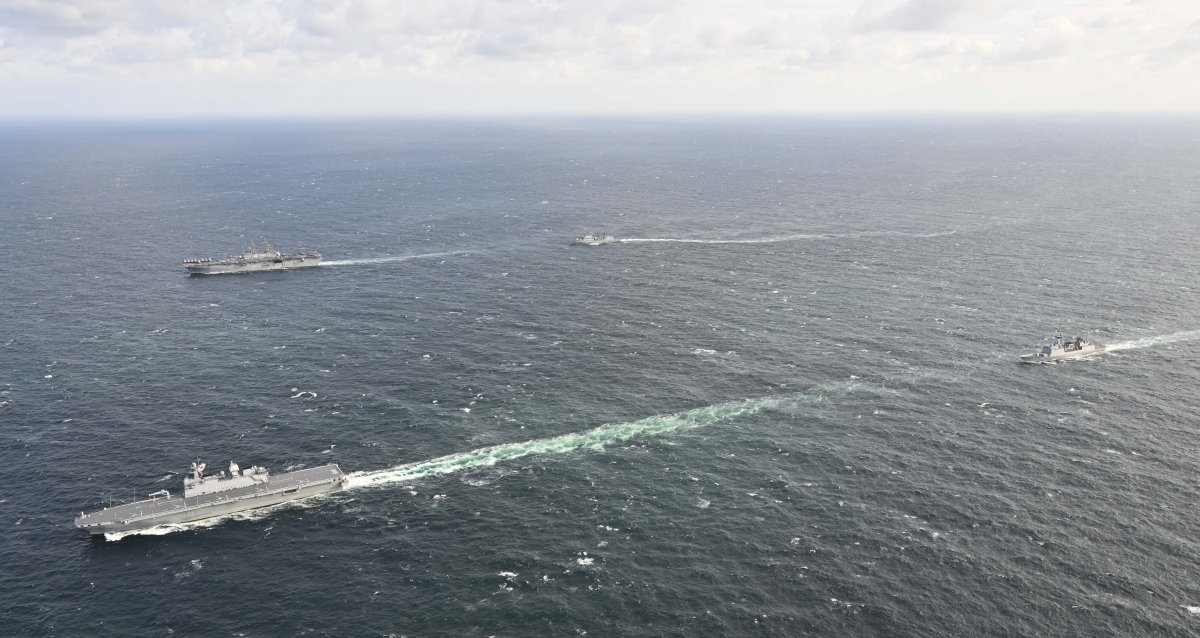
left=570, top=234, right=618, bottom=246
left=1019, top=345, right=1106, bottom=363
left=76, top=465, right=346, bottom=536
left=185, top=255, right=321, bottom=275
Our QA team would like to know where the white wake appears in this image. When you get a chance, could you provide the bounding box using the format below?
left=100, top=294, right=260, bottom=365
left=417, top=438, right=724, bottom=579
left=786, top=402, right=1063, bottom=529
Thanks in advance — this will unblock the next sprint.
left=98, top=382, right=877, bottom=540
left=619, top=229, right=958, bottom=245
left=321, top=250, right=468, bottom=267
left=347, top=382, right=872, bottom=489
left=1106, top=330, right=1200, bottom=352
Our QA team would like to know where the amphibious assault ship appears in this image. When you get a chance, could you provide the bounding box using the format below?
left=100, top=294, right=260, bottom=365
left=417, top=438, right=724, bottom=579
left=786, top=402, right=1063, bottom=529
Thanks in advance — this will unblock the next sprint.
left=571, top=232, right=619, bottom=246
left=1019, top=335, right=1106, bottom=363
left=183, top=245, right=321, bottom=275
left=75, top=461, right=348, bottom=536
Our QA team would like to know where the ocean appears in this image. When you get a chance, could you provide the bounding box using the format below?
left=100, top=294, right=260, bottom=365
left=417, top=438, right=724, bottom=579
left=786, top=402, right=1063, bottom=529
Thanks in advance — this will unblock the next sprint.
left=2, top=116, right=1199, bottom=636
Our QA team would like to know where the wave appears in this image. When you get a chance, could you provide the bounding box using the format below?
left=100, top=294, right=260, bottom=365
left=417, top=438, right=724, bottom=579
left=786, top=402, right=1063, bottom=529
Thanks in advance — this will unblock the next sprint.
left=321, top=251, right=468, bottom=267
left=346, top=382, right=875, bottom=490
left=1106, top=329, right=1200, bottom=352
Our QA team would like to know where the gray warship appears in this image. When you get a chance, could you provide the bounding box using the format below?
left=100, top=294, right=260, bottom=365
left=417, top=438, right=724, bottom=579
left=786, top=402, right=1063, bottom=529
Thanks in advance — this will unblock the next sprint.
left=183, top=245, right=321, bottom=275
left=75, top=461, right=348, bottom=536
left=571, top=232, right=619, bottom=246
left=1020, top=335, right=1106, bottom=363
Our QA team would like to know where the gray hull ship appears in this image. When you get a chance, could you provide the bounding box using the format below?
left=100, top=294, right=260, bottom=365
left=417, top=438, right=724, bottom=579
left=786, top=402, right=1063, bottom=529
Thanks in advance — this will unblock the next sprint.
left=75, top=461, right=348, bottom=536
left=184, top=245, right=321, bottom=275
left=571, top=232, right=618, bottom=246
left=1020, top=335, right=1106, bottom=363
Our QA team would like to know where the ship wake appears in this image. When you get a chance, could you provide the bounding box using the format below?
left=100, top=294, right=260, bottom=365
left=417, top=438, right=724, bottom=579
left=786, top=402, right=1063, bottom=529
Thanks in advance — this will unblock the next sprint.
left=619, top=229, right=958, bottom=245
left=100, top=382, right=879, bottom=540
left=346, top=381, right=878, bottom=490
left=321, top=250, right=468, bottom=267
left=1105, top=329, right=1200, bottom=352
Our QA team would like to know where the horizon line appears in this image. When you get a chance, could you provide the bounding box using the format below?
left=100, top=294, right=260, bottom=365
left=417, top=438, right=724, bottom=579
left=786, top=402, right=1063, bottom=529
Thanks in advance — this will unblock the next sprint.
left=1, top=109, right=1198, bottom=125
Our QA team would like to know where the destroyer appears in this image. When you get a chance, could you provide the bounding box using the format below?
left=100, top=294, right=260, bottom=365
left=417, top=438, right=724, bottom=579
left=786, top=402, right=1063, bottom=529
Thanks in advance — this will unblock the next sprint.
left=75, top=461, right=348, bottom=536
left=571, top=232, right=619, bottom=246
left=1020, top=335, right=1106, bottom=363
left=183, top=245, right=321, bottom=274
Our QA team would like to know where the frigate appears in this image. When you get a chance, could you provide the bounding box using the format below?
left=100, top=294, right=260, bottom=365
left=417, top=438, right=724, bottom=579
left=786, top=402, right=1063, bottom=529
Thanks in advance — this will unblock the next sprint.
left=1019, top=335, right=1106, bottom=363
left=570, top=232, right=619, bottom=246
left=75, top=461, right=348, bottom=536
left=183, top=245, right=321, bottom=274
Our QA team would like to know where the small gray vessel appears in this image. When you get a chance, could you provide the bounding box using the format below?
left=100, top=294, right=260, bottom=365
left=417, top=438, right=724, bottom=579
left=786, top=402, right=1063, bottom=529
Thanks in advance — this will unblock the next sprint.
left=183, top=245, right=321, bottom=275
left=571, top=232, right=618, bottom=246
left=75, top=461, right=348, bottom=536
left=1020, top=335, right=1105, bottom=363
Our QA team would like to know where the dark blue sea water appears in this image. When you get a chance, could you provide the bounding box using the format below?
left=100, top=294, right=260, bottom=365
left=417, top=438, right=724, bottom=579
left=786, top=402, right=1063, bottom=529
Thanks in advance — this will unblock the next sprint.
left=2, top=117, right=1200, bottom=636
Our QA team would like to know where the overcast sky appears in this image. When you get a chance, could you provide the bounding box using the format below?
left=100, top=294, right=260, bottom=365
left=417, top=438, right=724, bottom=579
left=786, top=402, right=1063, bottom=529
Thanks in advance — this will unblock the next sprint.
left=1, top=0, right=1197, bottom=118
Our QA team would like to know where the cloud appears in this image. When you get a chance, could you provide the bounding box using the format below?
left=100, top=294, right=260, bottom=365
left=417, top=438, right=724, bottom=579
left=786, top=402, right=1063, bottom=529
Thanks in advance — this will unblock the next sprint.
left=1003, top=14, right=1086, bottom=62
left=0, top=0, right=1198, bottom=116
left=0, top=0, right=123, bottom=37
left=0, top=0, right=216, bottom=40
left=1150, top=18, right=1200, bottom=64
left=852, top=0, right=975, bottom=32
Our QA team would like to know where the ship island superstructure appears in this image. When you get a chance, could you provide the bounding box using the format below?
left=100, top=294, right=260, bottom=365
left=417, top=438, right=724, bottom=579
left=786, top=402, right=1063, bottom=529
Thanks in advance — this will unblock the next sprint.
left=183, top=245, right=321, bottom=275
left=1019, top=335, right=1105, bottom=363
left=75, top=460, right=348, bottom=536
left=570, top=232, right=619, bottom=246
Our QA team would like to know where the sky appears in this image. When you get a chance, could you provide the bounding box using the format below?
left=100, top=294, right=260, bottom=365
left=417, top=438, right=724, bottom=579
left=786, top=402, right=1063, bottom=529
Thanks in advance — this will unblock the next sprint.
left=0, top=0, right=1197, bottom=118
